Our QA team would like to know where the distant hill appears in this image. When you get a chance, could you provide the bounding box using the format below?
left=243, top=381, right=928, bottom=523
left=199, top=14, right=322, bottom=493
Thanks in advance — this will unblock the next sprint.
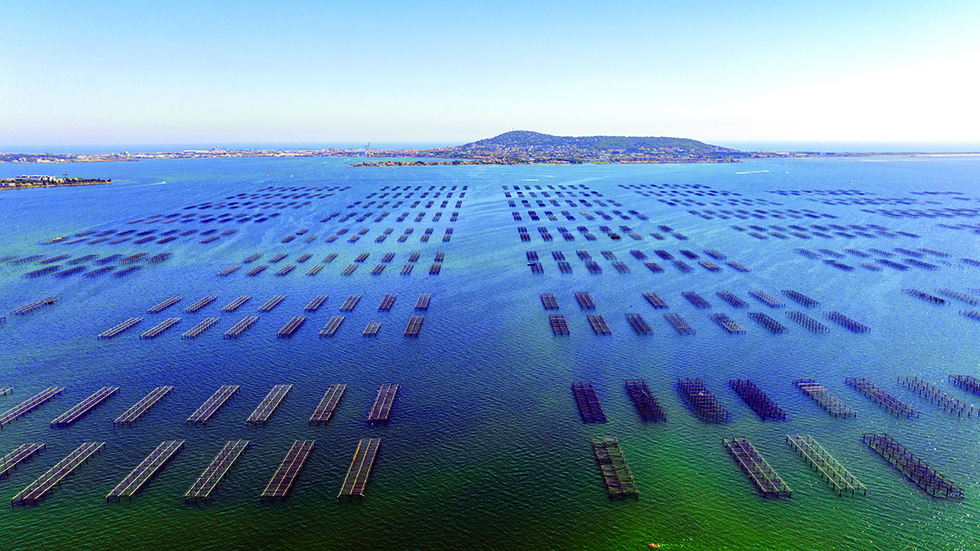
left=430, top=130, right=743, bottom=163
left=465, top=130, right=732, bottom=153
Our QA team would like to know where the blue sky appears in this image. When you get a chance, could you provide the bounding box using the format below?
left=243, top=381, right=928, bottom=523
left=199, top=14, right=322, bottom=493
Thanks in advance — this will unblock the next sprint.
left=1, top=0, right=978, bottom=146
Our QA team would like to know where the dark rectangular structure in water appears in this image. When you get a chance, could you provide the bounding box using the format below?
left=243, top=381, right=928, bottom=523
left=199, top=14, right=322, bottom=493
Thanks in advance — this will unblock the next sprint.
left=262, top=440, right=315, bottom=502
left=338, top=438, right=381, bottom=501
left=184, top=440, right=250, bottom=503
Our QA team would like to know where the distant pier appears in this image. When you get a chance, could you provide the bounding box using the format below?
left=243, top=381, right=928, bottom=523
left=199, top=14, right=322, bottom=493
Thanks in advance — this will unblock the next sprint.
left=247, top=265, right=268, bottom=276
left=218, top=265, right=241, bottom=276
left=938, top=288, right=979, bottom=305
left=903, top=289, right=946, bottom=305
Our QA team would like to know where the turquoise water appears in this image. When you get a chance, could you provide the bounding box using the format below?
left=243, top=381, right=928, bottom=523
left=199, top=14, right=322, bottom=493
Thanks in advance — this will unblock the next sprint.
left=1, top=155, right=979, bottom=550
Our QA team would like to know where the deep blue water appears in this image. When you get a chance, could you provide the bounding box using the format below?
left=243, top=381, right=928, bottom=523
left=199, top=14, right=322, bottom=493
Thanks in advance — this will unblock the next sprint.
left=0, top=155, right=978, bottom=550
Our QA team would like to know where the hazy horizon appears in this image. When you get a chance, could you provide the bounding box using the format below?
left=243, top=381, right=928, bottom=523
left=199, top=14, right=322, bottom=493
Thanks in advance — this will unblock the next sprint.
left=2, top=1, right=978, bottom=147
left=3, top=137, right=980, bottom=156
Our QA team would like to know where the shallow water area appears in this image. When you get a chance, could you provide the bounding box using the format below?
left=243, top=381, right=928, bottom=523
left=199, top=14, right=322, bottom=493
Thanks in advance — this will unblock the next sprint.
left=1, top=155, right=979, bottom=550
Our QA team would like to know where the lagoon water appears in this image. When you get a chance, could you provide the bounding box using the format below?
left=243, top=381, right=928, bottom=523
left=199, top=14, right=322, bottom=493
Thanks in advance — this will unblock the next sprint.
left=1, top=155, right=979, bottom=550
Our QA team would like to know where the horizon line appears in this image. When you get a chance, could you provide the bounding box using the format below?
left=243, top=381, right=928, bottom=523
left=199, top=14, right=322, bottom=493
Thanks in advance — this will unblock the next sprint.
left=4, top=138, right=980, bottom=153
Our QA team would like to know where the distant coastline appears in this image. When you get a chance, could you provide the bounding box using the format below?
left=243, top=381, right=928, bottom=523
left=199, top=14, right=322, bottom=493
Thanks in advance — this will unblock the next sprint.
left=0, top=175, right=112, bottom=190
left=347, top=158, right=742, bottom=167
left=2, top=130, right=977, bottom=167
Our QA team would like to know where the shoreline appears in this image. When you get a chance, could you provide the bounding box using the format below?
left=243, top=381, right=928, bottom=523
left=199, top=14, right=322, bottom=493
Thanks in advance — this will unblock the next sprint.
left=0, top=177, right=112, bottom=190
left=1, top=149, right=978, bottom=166
left=348, top=158, right=744, bottom=167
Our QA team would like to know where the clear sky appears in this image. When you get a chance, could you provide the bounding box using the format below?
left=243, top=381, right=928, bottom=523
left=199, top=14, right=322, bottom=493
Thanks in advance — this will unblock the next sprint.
left=1, top=0, right=978, bottom=147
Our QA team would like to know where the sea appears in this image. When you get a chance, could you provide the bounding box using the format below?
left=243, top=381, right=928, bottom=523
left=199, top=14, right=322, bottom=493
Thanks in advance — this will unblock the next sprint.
left=0, top=153, right=978, bottom=550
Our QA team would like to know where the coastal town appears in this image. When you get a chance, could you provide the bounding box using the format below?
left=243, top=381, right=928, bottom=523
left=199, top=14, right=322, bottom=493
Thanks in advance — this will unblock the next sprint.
left=1, top=131, right=968, bottom=168
left=0, top=135, right=743, bottom=166
left=0, top=149, right=330, bottom=164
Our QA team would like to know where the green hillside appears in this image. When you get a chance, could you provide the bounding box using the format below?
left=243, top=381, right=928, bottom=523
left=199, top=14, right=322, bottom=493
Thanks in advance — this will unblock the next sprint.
left=460, top=130, right=738, bottom=155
